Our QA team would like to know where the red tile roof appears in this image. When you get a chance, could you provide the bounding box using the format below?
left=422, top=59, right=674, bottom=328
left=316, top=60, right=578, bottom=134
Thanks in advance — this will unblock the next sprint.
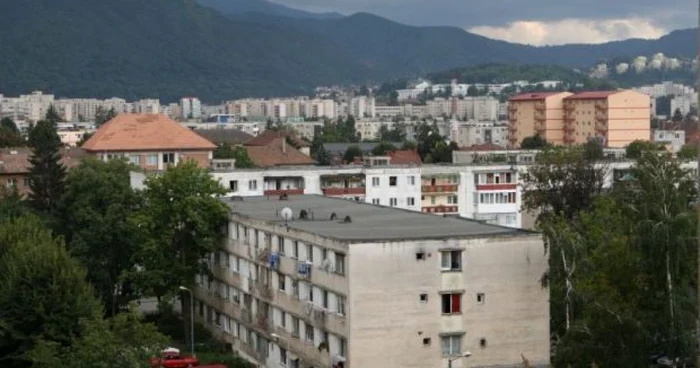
left=82, top=114, right=216, bottom=152
left=509, top=92, right=562, bottom=102
left=0, top=147, right=86, bottom=174
left=564, top=91, right=619, bottom=100
left=245, top=136, right=315, bottom=168
left=388, top=149, right=422, bottom=165
left=461, top=143, right=506, bottom=152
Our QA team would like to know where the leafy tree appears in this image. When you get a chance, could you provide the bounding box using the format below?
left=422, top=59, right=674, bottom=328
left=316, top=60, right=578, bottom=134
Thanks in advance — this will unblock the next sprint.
left=0, top=187, right=34, bottom=221
left=57, top=158, right=141, bottom=316
left=377, top=123, right=406, bottom=142
left=520, top=134, right=548, bottom=149
left=672, top=107, right=684, bottom=123
left=27, top=118, right=66, bottom=214
left=371, top=141, right=397, bottom=156
left=0, top=126, right=24, bottom=147
left=625, top=140, right=662, bottom=159
left=0, top=117, right=19, bottom=133
left=582, top=138, right=604, bottom=161
left=213, top=143, right=255, bottom=168
left=414, top=122, right=455, bottom=163
left=321, top=116, right=358, bottom=143
left=401, top=141, right=418, bottom=150
left=44, top=105, right=63, bottom=125
left=343, top=145, right=363, bottom=163
left=677, top=144, right=698, bottom=160
left=94, top=107, right=117, bottom=127
left=129, top=162, right=228, bottom=342
left=314, top=145, right=332, bottom=166
left=0, top=215, right=103, bottom=368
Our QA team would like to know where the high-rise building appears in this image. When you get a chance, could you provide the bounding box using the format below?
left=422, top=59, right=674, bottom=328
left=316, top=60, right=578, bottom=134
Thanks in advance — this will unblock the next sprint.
left=180, top=97, right=202, bottom=119
left=507, top=92, right=572, bottom=147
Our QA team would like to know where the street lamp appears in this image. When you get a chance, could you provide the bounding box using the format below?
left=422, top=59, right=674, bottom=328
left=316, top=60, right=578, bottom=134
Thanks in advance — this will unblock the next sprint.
left=448, top=352, right=472, bottom=368
left=179, top=286, right=195, bottom=358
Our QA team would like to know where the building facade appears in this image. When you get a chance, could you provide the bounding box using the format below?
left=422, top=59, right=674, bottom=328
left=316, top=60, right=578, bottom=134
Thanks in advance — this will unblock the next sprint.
left=191, top=195, right=549, bottom=368
left=507, top=92, right=573, bottom=148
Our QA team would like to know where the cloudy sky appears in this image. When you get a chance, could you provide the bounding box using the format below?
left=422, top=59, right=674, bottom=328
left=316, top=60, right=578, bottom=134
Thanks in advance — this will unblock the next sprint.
left=270, top=0, right=696, bottom=45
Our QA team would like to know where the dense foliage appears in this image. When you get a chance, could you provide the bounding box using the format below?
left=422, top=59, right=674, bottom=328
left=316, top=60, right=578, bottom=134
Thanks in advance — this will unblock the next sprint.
left=27, top=115, right=66, bottom=215
left=213, top=143, right=255, bottom=168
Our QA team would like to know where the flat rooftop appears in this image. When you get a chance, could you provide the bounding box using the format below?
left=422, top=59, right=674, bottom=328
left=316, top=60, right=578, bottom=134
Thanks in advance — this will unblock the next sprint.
left=221, top=195, right=528, bottom=242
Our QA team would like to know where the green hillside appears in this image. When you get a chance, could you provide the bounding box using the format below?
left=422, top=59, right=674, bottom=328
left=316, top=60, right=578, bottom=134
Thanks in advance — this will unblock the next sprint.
left=427, top=64, right=590, bottom=85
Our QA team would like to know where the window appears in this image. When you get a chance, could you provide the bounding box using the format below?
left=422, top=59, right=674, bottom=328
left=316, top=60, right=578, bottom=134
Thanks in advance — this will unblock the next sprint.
left=423, top=338, right=431, bottom=347
left=305, top=322, right=314, bottom=342
left=322, top=290, right=329, bottom=308
left=408, top=176, right=416, bottom=185
left=292, top=241, right=299, bottom=259
left=407, top=197, right=415, bottom=206
left=278, top=273, right=286, bottom=291
left=6, top=178, right=16, bottom=187
left=441, top=293, right=462, bottom=314
left=441, top=335, right=462, bottom=356
left=372, top=198, right=380, bottom=205
left=477, top=293, right=485, bottom=304
left=416, top=251, right=425, bottom=260
left=162, top=153, right=175, bottom=164
left=280, top=347, right=287, bottom=365
left=420, top=293, right=428, bottom=303
left=390, top=198, right=397, bottom=207
left=337, top=295, right=346, bottom=315
left=248, top=180, right=257, bottom=190
left=372, top=177, right=380, bottom=187
left=306, top=243, right=313, bottom=262
left=229, top=180, right=238, bottom=191
left=23, top=178, right=29, bottom=187
left=278, top=236, right=285, bottom=255
left=308, top=285, right=314, bottom=302
left=447, top=195, right=458, bottom=204
left=441, top=250, right=462, bottom=271
left=480, top=338, right=488, bottom=348
left=292, top=317, right=300, bottom=336
left=334, top=253, right=345, bottom=276
left=430, top=197, right=436, bottom=205
left=281, top=311, right=286, bottom=327
left=147, top=154, right=158, bottom=165
left=389, top=176, right=397, bottom=186
left=130, top=155, right=140, bottom=165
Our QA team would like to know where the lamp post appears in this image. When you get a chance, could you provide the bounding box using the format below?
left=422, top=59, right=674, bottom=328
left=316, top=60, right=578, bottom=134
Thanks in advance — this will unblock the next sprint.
left=179, top=286, right=195, bottom=358
left=448, top=351, right=472, bottom=368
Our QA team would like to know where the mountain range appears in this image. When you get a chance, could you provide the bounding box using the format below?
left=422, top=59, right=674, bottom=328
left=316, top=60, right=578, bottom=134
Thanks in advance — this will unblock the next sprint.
left=0, top=0, right=694, bottom=102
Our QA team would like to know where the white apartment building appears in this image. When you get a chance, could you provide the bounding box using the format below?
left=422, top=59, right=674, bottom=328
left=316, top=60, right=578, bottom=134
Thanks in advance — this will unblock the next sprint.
left=635, top=82, right=695, bottom=98
left=670, top=93, right=698, bottom=116
left=653, top=130, right=685, bottom=153
left=452, top=122, right=508, bottom=148
left=0, top=91, right=55, bottom=122
left=181, top=97, right=202, bottom=119
left=349, top=96, right=375, bottom=118
left=133, top=99, right=161, bottom=115
left=192, top=195, right=549, bottom=368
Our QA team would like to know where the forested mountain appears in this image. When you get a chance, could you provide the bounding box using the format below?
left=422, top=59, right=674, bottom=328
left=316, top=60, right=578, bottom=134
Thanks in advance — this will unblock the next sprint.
left=196, top=0, right=342, bottom=20
left=0, top=0, right=694, bottom=102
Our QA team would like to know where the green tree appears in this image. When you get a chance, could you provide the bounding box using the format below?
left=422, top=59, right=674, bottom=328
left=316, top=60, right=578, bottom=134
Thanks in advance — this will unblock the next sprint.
left=44, top=105, right=63, bottom=125
left=582, top=138, right=604, bottom=161
left=414, top=122, right=455, bottom=163
left=129, top=162, right=228, bottom=342
left=520, top=134, right=548, bottom=149
left=27, top=119, right=66, bottom=214
left=0, top=215, right=103, bottom=368
left=314, top=145, right=332, bottom=166
left=371, top=141, right=397, bottom=156
left=57, top=158, right=141, bottom=316
left=94, top=107, right=117, bottom=127
left=401, top=141, right=418, bottom=150
left=672, top=107, right=684, bottom=123
left=213, top=143, right=255, bottom=168
left=0, top=187, right=34, bottom=221
left=343, top=145, right=363, bottom=163
left=677, top=144, right=698, bottom=160
left=0, top=117, right=19, bottom=133
left=625, top=140, right=662, bottom=159
left=0, top=116, right=24, bottom=147
left=377, top=123, right=406, bottom=142
left=77, top=132, right=93, bottom=147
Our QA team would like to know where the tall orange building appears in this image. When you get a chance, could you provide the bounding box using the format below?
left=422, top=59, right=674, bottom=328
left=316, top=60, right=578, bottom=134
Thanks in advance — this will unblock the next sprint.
left=507, top=92, right=572, bottom=148
left=562, top=90, right=651, bottom=148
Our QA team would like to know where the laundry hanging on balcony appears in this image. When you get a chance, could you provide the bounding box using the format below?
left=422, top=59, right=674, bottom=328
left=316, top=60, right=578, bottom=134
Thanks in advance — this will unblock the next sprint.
left=297, top=261, right=311, bottom=275
left=268, top=252, right=280, bottom=270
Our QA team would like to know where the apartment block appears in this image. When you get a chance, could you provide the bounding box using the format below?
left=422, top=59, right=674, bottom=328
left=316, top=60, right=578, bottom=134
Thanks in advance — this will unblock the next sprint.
left=507, top=92, right=572, bottom=148
left=562, top=91, right=651, bottom=148
left=192, top=195, right=549, bottom=368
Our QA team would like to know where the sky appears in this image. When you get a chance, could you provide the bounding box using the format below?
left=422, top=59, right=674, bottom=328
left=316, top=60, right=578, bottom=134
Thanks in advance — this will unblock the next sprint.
left=269, top=0, right=696, bottom=45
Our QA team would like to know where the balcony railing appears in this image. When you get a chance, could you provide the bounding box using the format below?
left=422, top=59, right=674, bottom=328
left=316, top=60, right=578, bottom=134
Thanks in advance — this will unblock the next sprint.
left=322, top=187, right=366, bottom=196
left=273, top=327, right=332, bottom=368
left=253, top=281, right=273, bottom=300
left=476, top=183, right=517, bottom=191
left=422, top=205, right=458, bottom=214
left=421, top=184, right=458, bottom=193
left=263, top=188, right=304, bottom=196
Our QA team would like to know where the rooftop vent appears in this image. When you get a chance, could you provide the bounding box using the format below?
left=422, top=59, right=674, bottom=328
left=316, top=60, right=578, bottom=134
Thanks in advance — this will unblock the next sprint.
left=279, top=193, right=289, bottom=201
left=299, top=209, right=309, bottom=220
left=330, top=212, right=337, bottom=221
left=343, top=216, right=352, bottom=224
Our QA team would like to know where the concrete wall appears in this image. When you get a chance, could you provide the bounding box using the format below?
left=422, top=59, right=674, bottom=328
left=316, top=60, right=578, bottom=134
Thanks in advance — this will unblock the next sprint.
left=543, top=92, right=573, bottom=145
left=348, top=235, right=550, bottom=368
left=607, top=90, right=651, bottom=148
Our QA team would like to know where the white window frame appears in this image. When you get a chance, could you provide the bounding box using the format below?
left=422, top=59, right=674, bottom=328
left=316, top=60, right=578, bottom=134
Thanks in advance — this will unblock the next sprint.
left=441, top=250, right=462, bottom=271
left=441, top=335, right=463, bottom=356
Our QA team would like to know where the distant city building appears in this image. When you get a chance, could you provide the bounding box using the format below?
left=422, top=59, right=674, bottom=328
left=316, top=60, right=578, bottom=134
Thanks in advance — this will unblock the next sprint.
left=180, top=97, right=202, bottom=119
left=653, top=130, right=685, bottom=153
left=350, top=96, right=375, bottom=118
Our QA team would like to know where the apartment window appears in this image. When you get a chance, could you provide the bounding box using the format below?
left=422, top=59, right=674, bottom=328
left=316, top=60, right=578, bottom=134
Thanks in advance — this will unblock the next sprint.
left=431, top=197, right=436, bottom=205
left=6, top=178, right=16, bottom=188
left=420, top=293, right=428, bottom=303
left=505, top=172, right=513, bottom=183
left=292, top=241, right=299, bottom=259
left=162, top=153, right=175, bottom=164
left=441, top=251, right=462, bottom=271
left=389, top=176, right=397, bottom=186
left=334, top=253, right=345, bottom=276
left=322, top=290, right=329, bottom=309
left=337, top=295, right=346, bottom=315
left=339, top=337, right=347, bottom=357
left=23, top=178, right=29, bottom=187
left=277, top=236, right=285, bottom=255
left=306, top=244, right=313, bottom=262
left=147, top=154, right=158, bottom=165
left=278, top=273, right=286, bottom=291
left=447, top=195, right=458, bottom=204
left=229, top=180, right=238, bottom=191
left=408, top=175, right=416, bottom=185
left=390, top=198, right=398, bottom=207
left=305, top=322, right=314, bottom=342
left=292, top=317, right=300, bottom=336
left=280, top=347, right=287, bottom=365
left=308, top=285, right=314, bottom=302
left=407, top=197, right=415, bottom=206
left=130, top=155, right=140, bottom=165
left=477, top=293, right=485, bottom=304
left=441, top=335, right=463, bottom=356
left=423, top=338, right=431, bottom=347
left=372, top=177, right=380, bottom=187
left=281, top=311, right=286, bottom=327
left=442, top=293, right=462, bottom=314
left=248, top=180, right=257, bottom=190
left=372, top=198, right=380, bottom=205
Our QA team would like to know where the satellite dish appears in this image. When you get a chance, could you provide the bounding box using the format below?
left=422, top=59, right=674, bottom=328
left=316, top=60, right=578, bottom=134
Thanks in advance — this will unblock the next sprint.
left=280, top=207, right=293, bottom=223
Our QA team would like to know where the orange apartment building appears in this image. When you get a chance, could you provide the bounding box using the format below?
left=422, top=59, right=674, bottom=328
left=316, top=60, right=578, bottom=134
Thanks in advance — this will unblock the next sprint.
left=562, top=90, right=651, bottom=148
left=507, top=92, right=573, bottom=148
left=82, top=114, right=216, bottom=170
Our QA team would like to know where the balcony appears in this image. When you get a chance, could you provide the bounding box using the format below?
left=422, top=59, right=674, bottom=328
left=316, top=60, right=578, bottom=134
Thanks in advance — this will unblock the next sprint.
left=273, top=327, right=332, bottom=368
left=534, top=102, right=545, bottom=112
left=321, top=175, right=365, bottom=197
left=595, top=101, right=607, bottom=111
left=422, top=205, right=458, bottom=214
left=263, top=176, right=305, bottom=196
left=255, top=313, right=273, bottom=333
left=322, top=187, right=365, bottom=196
left=595, top=122, right=608, bottom=135
left=421, top=184, right=458, bottom=193
left=507, top=105, right=517, bottom=112
left=476, top=183, right=517, bottom=191
left=253, top=281, right=274, bottom=301
left=212, top=265, right=244, bottom=289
